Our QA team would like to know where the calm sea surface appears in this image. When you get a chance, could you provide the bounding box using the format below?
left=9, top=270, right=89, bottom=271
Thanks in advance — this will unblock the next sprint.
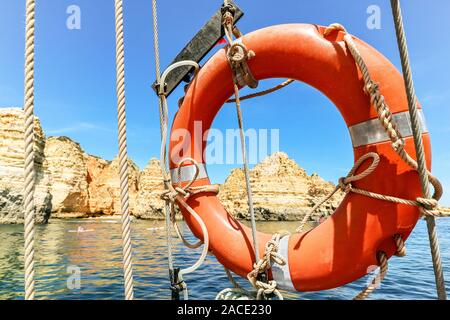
left=0, top=218, right=449, bottom=300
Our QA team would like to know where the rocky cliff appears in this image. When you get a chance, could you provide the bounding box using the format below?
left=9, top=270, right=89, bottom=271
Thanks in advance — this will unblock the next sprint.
left=0, top=108, right=165, bottom=223
left=1, top=108, right=346, bottom=224
left=218, top=152, right=343, bottom=221
left=44, top=136, right=90, bottom=215
left=86, top=156, right=140, bottom=216
left=0, top=108, right=51, bottom=224
left=134, top=158, right=165, bottom=219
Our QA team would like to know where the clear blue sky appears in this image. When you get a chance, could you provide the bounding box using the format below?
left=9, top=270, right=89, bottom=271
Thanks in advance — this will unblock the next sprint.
left=0, top=0, right=449, bottom=205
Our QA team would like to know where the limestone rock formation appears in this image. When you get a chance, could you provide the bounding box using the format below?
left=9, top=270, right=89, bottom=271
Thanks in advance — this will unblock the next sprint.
left=87, top=156, right=140, bottom=215
left=0, top=108, right=144, bottom=222
left=218, top=152, right=343, bottom=221
left=0, top=108, right=51, bottom=224
left=134, top=158, right=165, bottom=219
left=43, top=137, right=89, bottom=215
left=1, top=108, right=347, bottom=223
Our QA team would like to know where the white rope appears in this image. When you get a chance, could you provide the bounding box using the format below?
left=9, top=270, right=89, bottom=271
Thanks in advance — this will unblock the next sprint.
left=390, top=0, right=447, bottom=300
left=150, top=0, right=178, bottom=297
left=220, top=3, right=288, bottom=300
left=247, top=234, right=285, bottom=300
left=222, top=0, right=261, bottom=264
left=23, top=0, right=37, bottom=300
left=114, top=0, right=134, bottom=300
left=157, top=61, right=212, bottom=300
left=150, top=1, right=211, bottom=300
left=323, top=22, right=447, bottom=299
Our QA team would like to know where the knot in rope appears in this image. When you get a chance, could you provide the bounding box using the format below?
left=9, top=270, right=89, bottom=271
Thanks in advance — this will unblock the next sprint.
left=295, top=152, right=379, bottom=234
left=247, top=234, right=285, bottom=300
left=339, top=152, right=381, bottom=193
left=227, top=42, right=255, bottom=64
left=226, top=41, right=258, bottom=89
left=221, top=0, right=236, bottom=25
left=160, top=187, right=189, bottom=202
left=338, top=177, right=352, bottom=193
left=160, top=157, right=219, bottom=203
left=416, top=197, right=441, bottom=217
left=222, top=11, right=234, bottom=26
left=330, top=20, right=444, bottom=206
left=221, top=7, right=258, bottom=90
left=322, top=21, right=447, bottom=300
left=264, top=236, right=286, bottom=266
left=255, top=280, right=279, bottom=300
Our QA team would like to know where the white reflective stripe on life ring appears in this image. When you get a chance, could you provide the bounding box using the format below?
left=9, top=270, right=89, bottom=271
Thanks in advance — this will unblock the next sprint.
left=349, top=110, right=428, bottom=148
left=271, top=235, right=296, bottom=292
left=170, top=163, right=209, bottom=184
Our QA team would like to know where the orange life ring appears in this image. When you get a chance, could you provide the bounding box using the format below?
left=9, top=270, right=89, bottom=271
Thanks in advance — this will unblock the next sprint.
left=168, top=24, right=430, bottom=292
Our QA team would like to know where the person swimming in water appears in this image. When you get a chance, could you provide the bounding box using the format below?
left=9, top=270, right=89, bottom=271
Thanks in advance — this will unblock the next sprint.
left=68, top=226, right=94, bottom=233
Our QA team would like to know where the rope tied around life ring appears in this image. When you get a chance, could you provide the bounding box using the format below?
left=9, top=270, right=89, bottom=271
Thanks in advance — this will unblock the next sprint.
left=295, top=22, right=449, bottom=300
left=222, top=7, right=258, bottom=89
left=298, top=24, right=448, bottom=233
left=324, top=23, right=444, bottom=209
left=217, top=233, right=288, bottom=300
left=160, top=158, right=219, bottom=251
left=247, top=233, right=286, bottom=300
left=160, top=158, right=220, bottom=204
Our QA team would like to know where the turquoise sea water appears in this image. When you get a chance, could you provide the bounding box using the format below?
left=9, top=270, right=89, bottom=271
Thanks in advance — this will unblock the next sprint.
left=0, top=218, right=449, bottom=300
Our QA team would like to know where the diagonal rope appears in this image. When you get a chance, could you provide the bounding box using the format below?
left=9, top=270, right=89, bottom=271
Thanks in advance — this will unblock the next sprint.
left=232, top=84, right=260, bottom=262
left=390, top=0, right=447, bottom=300
left=221, top=2, right=287, bottom=300
left=23, top=0, right=37, bottom=301
left=222, top=0, right=261, bottom=264
left=114, top=0, right=134, bottom=300
left=226, top=79, right=295, bottom=103
left=353, top=252, right=388, bottom=300
left=323, top=21, right=447, bottom=299
left=353, top=234, right=405, bottom=300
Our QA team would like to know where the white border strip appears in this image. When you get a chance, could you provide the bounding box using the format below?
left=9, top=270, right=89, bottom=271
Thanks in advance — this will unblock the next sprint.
left=170, top=163, right=209, bottom=184
left=271, top=235, right=296, bottom=292
left=349, top=110, right=428, bottom=148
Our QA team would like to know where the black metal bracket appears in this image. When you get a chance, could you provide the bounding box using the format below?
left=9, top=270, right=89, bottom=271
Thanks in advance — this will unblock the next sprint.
left=170, top=268, right=182, bottom=300
left=152, top=1, right=244, bottom=97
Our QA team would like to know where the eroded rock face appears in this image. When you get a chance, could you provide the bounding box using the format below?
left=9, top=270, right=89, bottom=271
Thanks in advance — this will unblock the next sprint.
left=218, top=152, right=343, bottom=221
left=87, top=156, right=140, bottom=215
left=1, top=108, right=346, bottom=223
left=43, top=137, right=89, bottom=214
left=0, top=108, right=51, bottom=224
left=134, top=158, right=165, bottom=219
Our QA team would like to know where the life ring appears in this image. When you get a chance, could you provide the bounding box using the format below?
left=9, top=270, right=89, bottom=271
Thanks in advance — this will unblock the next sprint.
left=168, top=24, right=430, bottom=292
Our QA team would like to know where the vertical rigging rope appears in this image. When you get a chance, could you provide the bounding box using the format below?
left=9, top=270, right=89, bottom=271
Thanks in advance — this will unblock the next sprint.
left=23, top=0, right=37, bottom=301
left=390, top=0, right=447, bottom=300
left=114, top=0, right=135, bottom=300
left=151, top=0, right=178, bottom=299
left=222, top=1, right=261, bottom=264
left=233, top=85, right=261, bottom=262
